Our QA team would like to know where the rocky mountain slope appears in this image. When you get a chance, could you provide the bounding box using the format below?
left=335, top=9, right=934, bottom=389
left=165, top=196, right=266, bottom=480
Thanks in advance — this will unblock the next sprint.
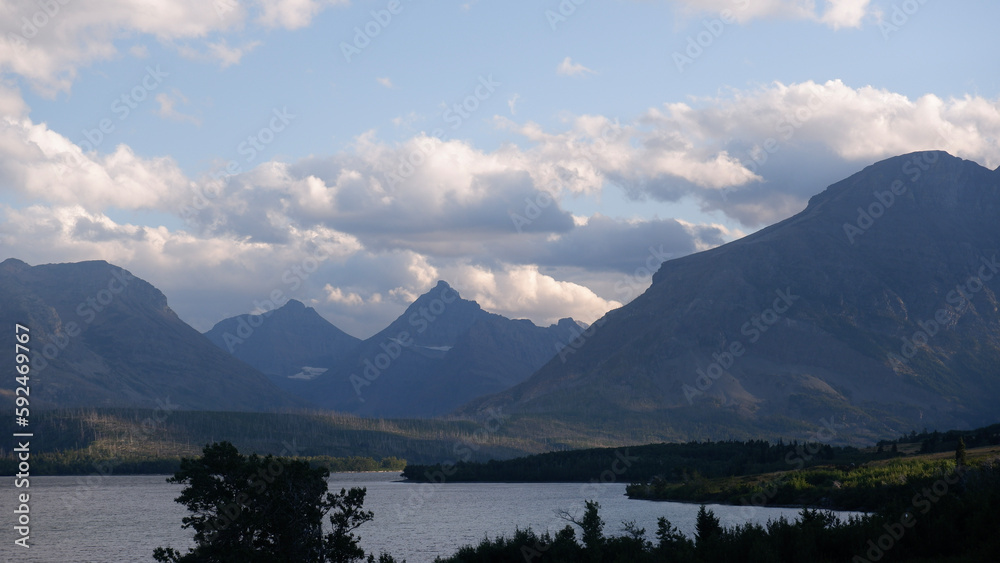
left=205, top=299, right=360, bottom=382
left=0, top=259, right=307, bottom=411
left=462, top=152, right=1000, bottom=442
left=287, top=281, right=584, bottom=417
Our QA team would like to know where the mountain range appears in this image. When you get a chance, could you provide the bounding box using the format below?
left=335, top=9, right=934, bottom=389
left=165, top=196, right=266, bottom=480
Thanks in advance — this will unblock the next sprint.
left=462, top=151, right=1000, bottom=441
left=205, top=281, right=584, bottom=417
left=0, top=258, right=305, bottom=411
left=4, top=151, right=1000, bottom=444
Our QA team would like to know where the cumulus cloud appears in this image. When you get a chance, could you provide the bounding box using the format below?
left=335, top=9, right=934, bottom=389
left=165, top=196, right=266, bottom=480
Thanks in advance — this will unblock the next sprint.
left=4, top=71, right=1000, bottom=335
left=0, top=0, right=337, bottom=95
left=445, top=263, right=622, bottom=327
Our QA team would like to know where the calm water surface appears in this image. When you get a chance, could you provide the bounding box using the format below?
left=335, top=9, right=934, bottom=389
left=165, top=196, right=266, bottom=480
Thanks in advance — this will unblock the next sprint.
left=1, top=473, right=863, bottom=562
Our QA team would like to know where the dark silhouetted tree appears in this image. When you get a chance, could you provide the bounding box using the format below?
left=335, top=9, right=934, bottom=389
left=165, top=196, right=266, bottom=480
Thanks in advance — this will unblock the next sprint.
left=695, top=505, right=721, bottom=546
left=153, top=442, right=398, bottom=563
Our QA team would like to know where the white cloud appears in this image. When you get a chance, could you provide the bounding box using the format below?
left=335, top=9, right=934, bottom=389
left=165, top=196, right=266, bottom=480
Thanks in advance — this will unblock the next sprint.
left=208, top=39, right=262, bottom=67
left=324, top=284, right=364, bottom=306
left=255, top=0, right=349, bottom=30
left=4, top=72, right=1000, bottom=334
left=155, top=89, right=201, bottom=125
left=376, top=76, right=395, bottom=89
left=507, top=93, right=520, bottom=115
left=556, top=57, right=595, bottom=77
left=670, top=0, right=873, bottom=29
left=0, top=114, right=192, bottom=212
left=820, top=0, right=872, bottom=29
left=446, top=263, right=622, bottom=326
left=0, top=0, right=337, bottom=95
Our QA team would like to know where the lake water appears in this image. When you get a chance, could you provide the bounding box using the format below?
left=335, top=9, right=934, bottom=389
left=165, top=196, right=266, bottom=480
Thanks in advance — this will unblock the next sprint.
left=1, top=473, right=863, bottom=562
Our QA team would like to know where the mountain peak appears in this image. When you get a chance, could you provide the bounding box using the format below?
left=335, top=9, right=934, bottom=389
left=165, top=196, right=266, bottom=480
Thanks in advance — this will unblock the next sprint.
left=282, top=298, right=307, bottom=311
left=0, top=258, right=30, bottom=273
left=467, top=152, right=1000, bottom=441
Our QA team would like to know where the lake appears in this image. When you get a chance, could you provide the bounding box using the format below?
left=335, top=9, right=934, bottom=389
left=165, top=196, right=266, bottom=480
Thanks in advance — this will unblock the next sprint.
left=1, top=473, right=863, bottom=562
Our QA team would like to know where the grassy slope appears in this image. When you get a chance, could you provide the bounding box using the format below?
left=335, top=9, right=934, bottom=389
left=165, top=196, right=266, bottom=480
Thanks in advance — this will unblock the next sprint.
left=627, top=445, right=1000, bottom=511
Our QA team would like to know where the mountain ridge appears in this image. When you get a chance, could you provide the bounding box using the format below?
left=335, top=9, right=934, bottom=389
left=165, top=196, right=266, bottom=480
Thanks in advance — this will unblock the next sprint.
left=460, top=151, right=1000, bottom=441
left=0, top=259, right=308, bottom=411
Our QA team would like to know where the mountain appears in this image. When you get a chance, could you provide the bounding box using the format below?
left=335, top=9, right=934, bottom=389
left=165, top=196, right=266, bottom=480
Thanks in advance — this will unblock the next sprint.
left=204, top=299, right=360, bottom=382
left=462, top=151, right=1000, bottom=443
left=0, top=259, right=308, bottom=411
left=289, top=281, right=583, bottom=417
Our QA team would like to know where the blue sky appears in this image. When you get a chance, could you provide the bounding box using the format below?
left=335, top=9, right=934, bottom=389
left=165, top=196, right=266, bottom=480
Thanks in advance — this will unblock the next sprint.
left=2, top=0, right=1000, bottom=337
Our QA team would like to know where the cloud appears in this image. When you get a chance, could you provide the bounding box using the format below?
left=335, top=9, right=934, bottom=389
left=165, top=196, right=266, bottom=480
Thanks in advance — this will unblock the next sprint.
left=445, top=263, right=622, bottom=327
left=493, top=80, right=1000, bottom=225
left=155, top=88, right=201, bottom=125
left=4, top=72, right=1000, bottom=335
left=669, top=0, right=873, bottom=29
left=255, top=0, right=349, bottom=30
left=820, top=0, right=872, bottom=28
left=323, top=284, right=364, bottom=306
left=0, top=0, right=337, bottom=95
left=556, top=57, right=595, bottom=77
left=508, top=94, right=520, bottom=115
left=0, top=114, right=192, bottom=212
left=208, top=39, right=262, bottom=67
left=376, top=76, right=395, bottom=89
left=177, top=39, right=262, bottom=68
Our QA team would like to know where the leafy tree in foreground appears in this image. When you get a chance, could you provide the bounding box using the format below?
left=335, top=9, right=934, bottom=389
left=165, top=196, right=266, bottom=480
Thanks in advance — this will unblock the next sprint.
left=153, top=441, right=399, bottom=563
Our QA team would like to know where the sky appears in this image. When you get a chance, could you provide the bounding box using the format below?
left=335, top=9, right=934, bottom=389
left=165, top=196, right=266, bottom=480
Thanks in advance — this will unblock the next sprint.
left=1, top=0, right=1000, bottom=338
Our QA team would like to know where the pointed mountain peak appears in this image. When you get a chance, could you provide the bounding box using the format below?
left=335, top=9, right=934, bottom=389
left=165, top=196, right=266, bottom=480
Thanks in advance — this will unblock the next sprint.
left=282, top=298, right=307, bottom=311
left=434, top=279, right=455, bottom=292
left=414, top=280, right=464, bottom=303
